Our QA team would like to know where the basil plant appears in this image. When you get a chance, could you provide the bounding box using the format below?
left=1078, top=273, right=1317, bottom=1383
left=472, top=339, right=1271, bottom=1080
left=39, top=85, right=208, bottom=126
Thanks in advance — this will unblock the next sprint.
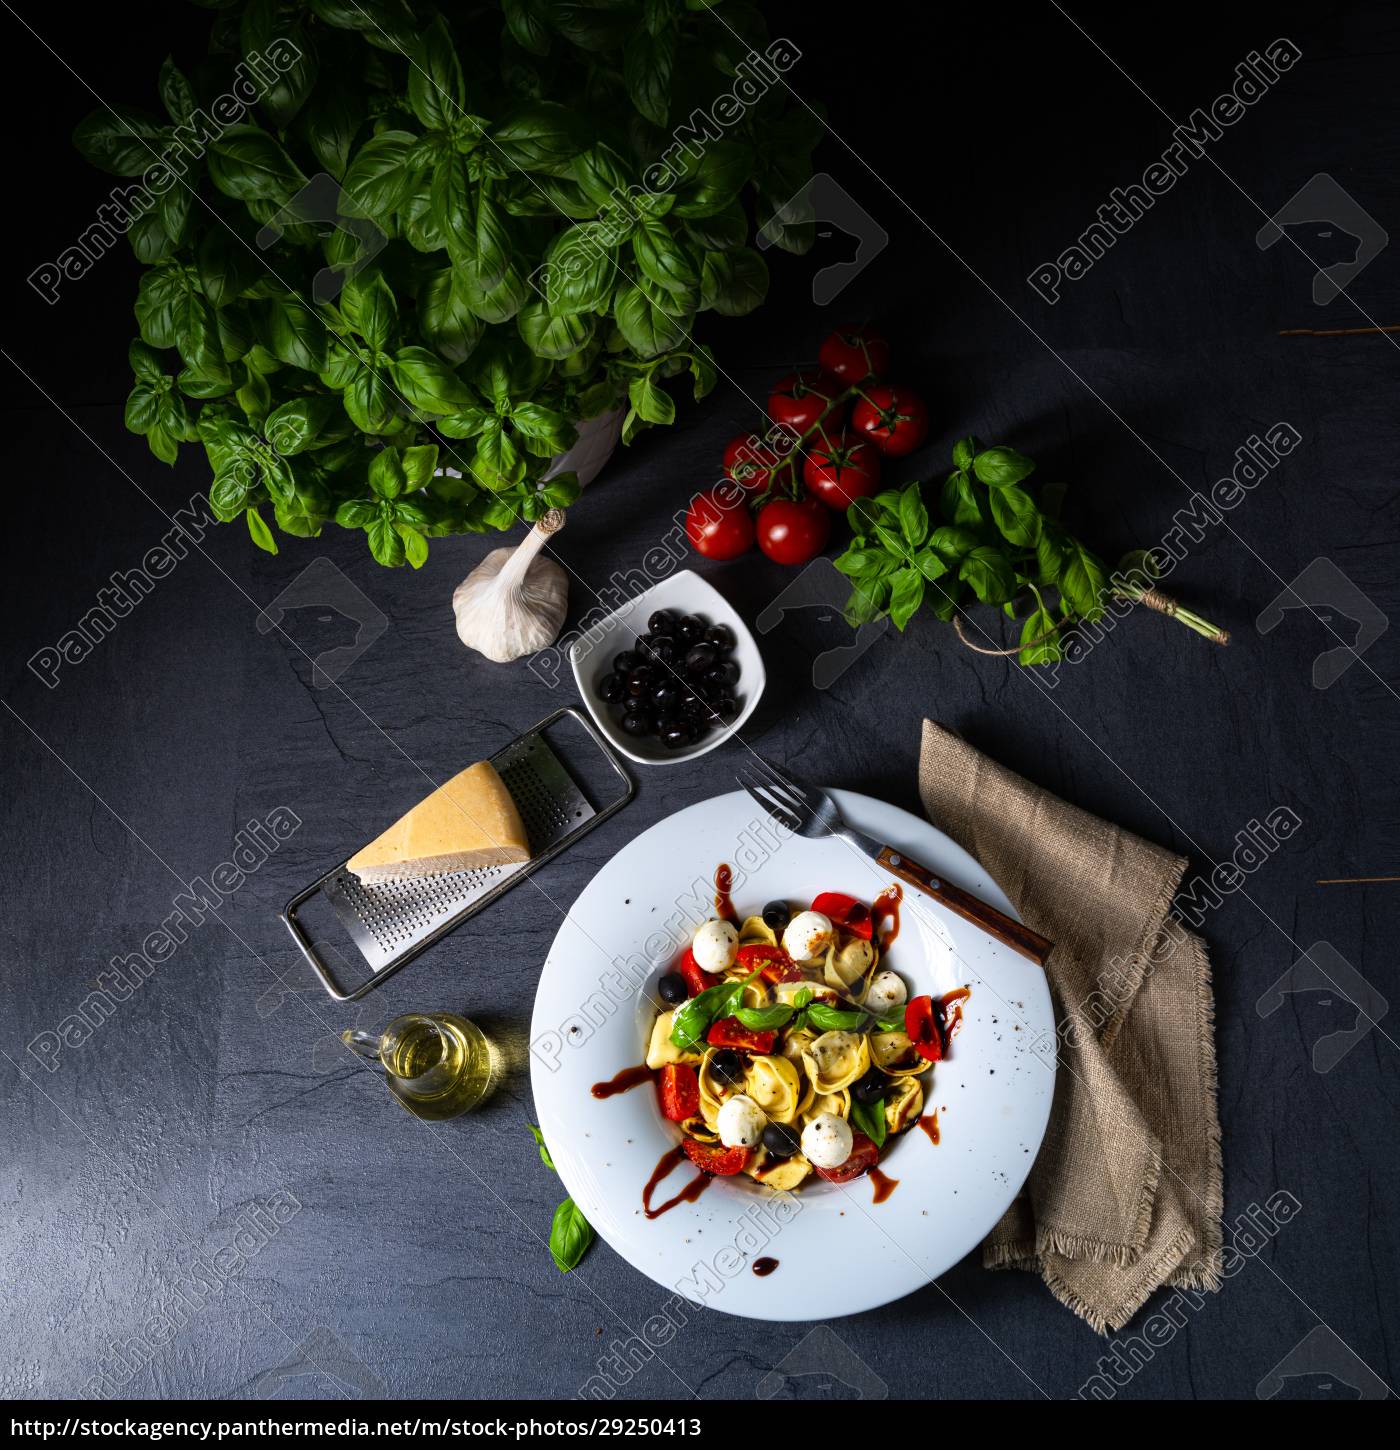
left=77, top=0, right=819, bottom=565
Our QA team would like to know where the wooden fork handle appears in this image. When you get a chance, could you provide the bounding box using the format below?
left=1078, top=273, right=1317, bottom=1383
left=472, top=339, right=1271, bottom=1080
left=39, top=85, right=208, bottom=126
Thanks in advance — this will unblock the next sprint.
left=875, top=846, right=1053, bottom=967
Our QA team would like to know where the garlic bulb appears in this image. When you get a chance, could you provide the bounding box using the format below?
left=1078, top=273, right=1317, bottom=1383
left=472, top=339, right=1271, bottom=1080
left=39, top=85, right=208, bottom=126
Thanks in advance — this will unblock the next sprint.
left=452, top=510, right=569, bottom=663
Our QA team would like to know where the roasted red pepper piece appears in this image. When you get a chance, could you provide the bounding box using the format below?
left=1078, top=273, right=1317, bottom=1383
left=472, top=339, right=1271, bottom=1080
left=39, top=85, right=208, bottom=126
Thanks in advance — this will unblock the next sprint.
left=681, top=1138, right=750, bottom=1176
left=736, top=943, right=801, bottom=983
left=658, top=1063, right=700, bottom=1122
left=677, top=945, right=718, bottom=997
left=706, top=1017, right=777, bottom=1053
left=813, top=1130, right=880, bottom=1183
left=811, top=891, right=873, bottom=940
left=905, top=994, right=942, bottom=1063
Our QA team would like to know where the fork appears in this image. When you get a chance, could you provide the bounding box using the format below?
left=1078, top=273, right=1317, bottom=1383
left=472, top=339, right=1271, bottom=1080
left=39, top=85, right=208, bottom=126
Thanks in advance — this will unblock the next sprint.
left=738, top=758, right=1053, bottom=967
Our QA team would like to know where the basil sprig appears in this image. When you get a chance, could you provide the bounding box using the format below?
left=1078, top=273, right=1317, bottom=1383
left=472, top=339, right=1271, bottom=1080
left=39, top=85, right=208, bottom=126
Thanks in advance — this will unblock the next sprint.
left=850, top=1096, right=888, bottom=1148
left=669, top=967, right=764, bottom=1052
left=733, top=1003, right=795, bottom=1032
left=528, top=1122, right=592, bottom=1273
left=805, top=1002, right=868, bottom=1033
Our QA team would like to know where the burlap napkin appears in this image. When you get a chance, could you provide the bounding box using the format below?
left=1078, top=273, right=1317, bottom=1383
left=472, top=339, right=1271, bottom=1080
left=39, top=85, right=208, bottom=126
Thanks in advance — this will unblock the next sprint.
left=918, top=720, right=1224, bottom=1334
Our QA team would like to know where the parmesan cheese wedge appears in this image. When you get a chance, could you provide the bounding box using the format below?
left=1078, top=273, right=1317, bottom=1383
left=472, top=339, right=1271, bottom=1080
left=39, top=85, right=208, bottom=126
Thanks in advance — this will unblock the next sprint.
left=347, top=761, right=530, bottom=884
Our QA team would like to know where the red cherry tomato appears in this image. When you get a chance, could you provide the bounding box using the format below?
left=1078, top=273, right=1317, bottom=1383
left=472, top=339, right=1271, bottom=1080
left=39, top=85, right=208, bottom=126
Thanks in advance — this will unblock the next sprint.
left=812, top=1130, right=880, bottom=1184
left=681, top=1138, right=750, bottom=1176
left=905, top=994, right=942, bottom=1063
left=686, top=486, right=755, bottom=560
left=755, top=496, right=830, bottom=566
left=818, top=326, right=890, bottom=384
left=723, top=430, right=795, bottom=492
left=768, top=371, right=844, bottom=436
left=658, top=1063, right=700, bottom=1122
left=810, top=892, right=873, bottom=940
left=677, top=946, right=718, bottom=997
left=851, top=384, right=929, bottom=457
left=803, top=431, right=882, bottom=510
left=736, top=943, right=802, bottom=983
left=706, top=1017, right=776, bottom=1054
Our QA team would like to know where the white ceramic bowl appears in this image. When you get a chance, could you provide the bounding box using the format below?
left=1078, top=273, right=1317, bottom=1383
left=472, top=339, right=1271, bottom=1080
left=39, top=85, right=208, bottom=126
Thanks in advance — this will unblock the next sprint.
left=569, top=570, right=765, bottom=766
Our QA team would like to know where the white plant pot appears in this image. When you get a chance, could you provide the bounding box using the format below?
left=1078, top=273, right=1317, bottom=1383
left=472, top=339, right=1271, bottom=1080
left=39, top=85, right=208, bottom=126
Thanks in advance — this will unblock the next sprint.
left=435, top=405, right=624, bottom=493
left=543, top=406, right=625, bottom=488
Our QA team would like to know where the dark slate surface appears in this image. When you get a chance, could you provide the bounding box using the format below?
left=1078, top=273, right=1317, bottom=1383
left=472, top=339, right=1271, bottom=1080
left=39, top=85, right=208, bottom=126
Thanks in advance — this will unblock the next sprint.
left=2, top=0, right=1398, bottom=1403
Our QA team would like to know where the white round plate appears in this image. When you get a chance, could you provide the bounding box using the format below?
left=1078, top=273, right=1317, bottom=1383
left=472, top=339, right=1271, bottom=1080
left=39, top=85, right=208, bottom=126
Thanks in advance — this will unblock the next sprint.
left=528, top=789, right=1056, bottom=1321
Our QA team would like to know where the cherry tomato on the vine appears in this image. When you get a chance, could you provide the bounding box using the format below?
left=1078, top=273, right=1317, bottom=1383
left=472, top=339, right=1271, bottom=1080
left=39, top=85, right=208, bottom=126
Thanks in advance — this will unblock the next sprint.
left=818, top=326, right=890, bottom=385
left=755, top=496, right=830, bottom=566
left=851, top=384, right=929, bottom=457
left=768, top=371, right=844, bottom=436
left=803, top=430, right=882, bottom=509
left=686, top=486, right=755, bottom=560
left=723, top=430, right=794, bottom=492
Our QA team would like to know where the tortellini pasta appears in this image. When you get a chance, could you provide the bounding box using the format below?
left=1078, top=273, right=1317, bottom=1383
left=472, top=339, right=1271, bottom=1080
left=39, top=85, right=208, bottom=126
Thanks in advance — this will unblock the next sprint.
left=744, top=1054, right=802, bottom=1124
left=802, top=1030, right=870, bottom=1094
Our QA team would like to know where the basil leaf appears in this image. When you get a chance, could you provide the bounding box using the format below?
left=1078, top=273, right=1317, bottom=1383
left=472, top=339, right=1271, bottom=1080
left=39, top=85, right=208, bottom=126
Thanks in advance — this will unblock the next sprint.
left=990, top=483, right=1041, bottom=548
left=263, top=298, right=327, bottom=373
left=542, top=224, right=615, bottom=314
left=342, top=130, right=420, bottom=220
left=973, top=445, right=1035, bottom=488
left=624, top=27, right=674, bottom=127
left=1019, top=605, right=1061, bottom=666
left=398, top=522, right=429, bottom=569
left=959, top=546, right=1017, bottom=606
left=952, top=436, right=978, bottom=471
left=490, top=103, right=587, bottom=177
left=345, top=367, right=395, bottom=433
left=850, top=1096, right=887, bottom=1148
left=733, top=1004, right=795, bottom=1032
left=392, top=346, right=472, bottom=414
left=510, top=402, right=576, bottom=456
left=899, top=481, right=930, bottom=546
left=335, top=498, right=377, bottom=528
left=888, top=567, right=925, bottom=632
left=208, top=126, right=306, bottom=205
left=366, top=514, right=404, bottom=566
left=517, top=303, right=594, bottom=360
left=549, top=1197, right=593, bottom=1273
left=503, top=0, right=551, bottom=56
left=669, top=967, right=763, bottom=1051
left=527, top=1121, right=556, bottom=1171
left=699, top=248, right=768, bottom=317
left=157, top=57, right=195, bottom=126
left=408, top=13, right=465, bottom=129
left=73, top=105, right=165, bottom=177
left=614, top=285, right=689, bottom=357
left=418, top=268, right=483, bottom=364
left=627, top=373, right=675, bottom=427
left=245, top=506, right=278, bottom=555
left=264, top=395, right=349, bottom=454
left=1059, top=543, right=1109, bottom=621
left=805, top=1003, right=866, bottom=1032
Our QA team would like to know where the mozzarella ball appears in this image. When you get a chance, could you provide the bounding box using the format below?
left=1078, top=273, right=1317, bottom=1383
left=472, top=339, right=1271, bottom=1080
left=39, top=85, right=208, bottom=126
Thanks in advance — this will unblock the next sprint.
left=692, top=918, right=738, bottom=973
left=801, top=1112, right=853, bottom=1170
left=865, top=970, right=908, bottom=1015
left=782, top=910, right=834, bottom=963
left=716, top=1094, right=766, bottom=1148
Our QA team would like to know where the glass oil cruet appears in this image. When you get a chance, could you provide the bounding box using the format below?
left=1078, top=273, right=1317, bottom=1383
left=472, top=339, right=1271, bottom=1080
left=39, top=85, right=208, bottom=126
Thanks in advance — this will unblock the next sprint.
left=343, top=1011, right=500, bottom=1120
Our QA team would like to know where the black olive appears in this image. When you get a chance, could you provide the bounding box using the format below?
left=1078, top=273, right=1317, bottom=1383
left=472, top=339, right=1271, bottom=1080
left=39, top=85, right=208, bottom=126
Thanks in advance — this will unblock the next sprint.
left=676, top=614, right=705, bottom=645
left=704, top=660, right=740, bottom=688
left=612, top=650, right=638, bottom=675
left=684, top=643, right=717, bottom=675
left=649, top=609, right=678, bottom=636
left=680, top=693, right=709, bottom=720
left=653, top=713, right=680, bottom=737
left=761, top=900, right=790, bottom=930
left=650, top=679, right=681, bottom=708
left=852, top=1071, right=885, bottom=1107
left=657, top=972, right=686, bottom=1005
left=625, top=666, right=653, bottom=697
left=662, top=722, right=696, bottom=750
left=649, top=636, right=677, bottom=664
left=712, top=1048, right=744, bottom=1086
left=762, top=1122, right=800, bottom=1158
left=713, top=693, right=739, bottom=719
left=621, top=711, right=651, bottom=737
left=706, top=623, right=736, bottom=653
left=598, top=672, right=624, bottom=703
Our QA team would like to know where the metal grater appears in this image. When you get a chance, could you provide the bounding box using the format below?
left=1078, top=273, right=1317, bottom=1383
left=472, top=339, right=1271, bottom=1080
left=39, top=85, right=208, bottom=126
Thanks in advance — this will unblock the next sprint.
left=280, top=707, right=632, bottom=1001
